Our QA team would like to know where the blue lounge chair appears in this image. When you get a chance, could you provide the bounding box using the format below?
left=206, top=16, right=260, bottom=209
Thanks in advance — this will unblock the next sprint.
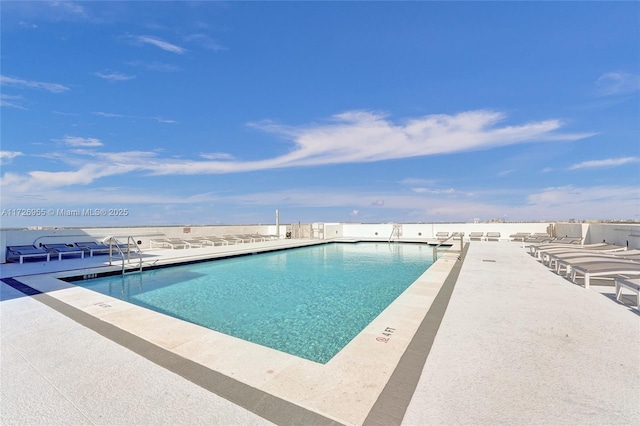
left=6, top=245, right=51, bottom=263
left=43, top=243, right=85, bottom=260
left=75, top=241, right=111, bottom=257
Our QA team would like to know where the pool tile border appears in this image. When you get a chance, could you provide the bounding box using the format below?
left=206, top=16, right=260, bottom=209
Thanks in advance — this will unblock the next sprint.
left=363, top=244, right=466, bottom=425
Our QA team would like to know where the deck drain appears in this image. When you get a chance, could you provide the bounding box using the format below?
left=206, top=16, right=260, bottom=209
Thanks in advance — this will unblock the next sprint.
left=482, top=259, right=496, bottom=262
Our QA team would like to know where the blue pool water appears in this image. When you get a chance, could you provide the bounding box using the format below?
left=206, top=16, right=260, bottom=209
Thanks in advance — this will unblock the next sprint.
left=78, top=242, right=434, bottom=363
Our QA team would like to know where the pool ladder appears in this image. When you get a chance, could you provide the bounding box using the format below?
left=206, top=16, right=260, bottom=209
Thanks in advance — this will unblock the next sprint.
left=105, top=236, right=144, bottom=275
left=433, top=235, right=464, bottom=261
left=388, top=224, right=403, bottom=242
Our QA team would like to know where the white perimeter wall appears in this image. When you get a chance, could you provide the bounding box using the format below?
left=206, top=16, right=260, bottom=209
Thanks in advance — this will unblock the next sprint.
left=580, top=223, right=640, bottom=247
left=2, top=222, right=639, bottom=263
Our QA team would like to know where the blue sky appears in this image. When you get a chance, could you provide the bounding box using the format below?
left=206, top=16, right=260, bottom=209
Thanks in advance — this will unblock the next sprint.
left=1, top=1, right=639, bottom=227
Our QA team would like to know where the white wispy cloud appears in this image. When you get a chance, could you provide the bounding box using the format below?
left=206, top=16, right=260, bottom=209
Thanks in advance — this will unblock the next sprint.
left=2, top=109, right=594, bottom=190
left=185, top=34, right=227, bottom=51
left=0, top=94, right=27, bottom=109
left=93, top=111, right=178, bottom=124
left=595, top=72, right=640, bottom=96
left=127, top=60, right=179, bottom=72
left=223, top=184, right=639, bottom=221
left=411, top=188, right=458, bottom=195
left=134, top=35, right=186, bottom=54
left=569, top=157, right=639, bottom=170
left=0, top=151, right=152, bottom=190
left=50, top=0, right=88, bottom=17
left=200, top=153, right=235, bottom=160
left=0, top=75, right=69, bottom=93
left=400, top=178, right=438, bottom=186
left=400, top=178, right=463, bottom=196
left=0, top=151, right=24, bottom=165
left=4, top=0, right=89, bottom=24
left=93, top=111, right=126, bottom=118
left=93, top=71, right=136, bottom=82
left=242, top=110, right=594, bottom=170
left=151, top=117, right=179, bottom=124
left=523, top=185, right=639, bottom=219
left=58, top=136, right=104, bottom=147
left=19, top=21, right=38, bottom=29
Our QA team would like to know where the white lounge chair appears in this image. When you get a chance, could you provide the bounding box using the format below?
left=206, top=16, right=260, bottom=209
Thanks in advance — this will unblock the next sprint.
left=556, top=236, right=583, bottom=244
left=246, top=234, right=265, bottom=242
left=150, top=238, right=189, bottom=249
left=523, top=234, right=555, bottom=244
left=554, top=255, right=633, bottom=276
left=485, top=232, right=501, bottom=241
left=201, top=236, right=230, bottom=246
left=530, top=243, right=617, bottom=259
left=256, top=233, right=279, bottom=241
left=223, top=235, right=252, bottom=243
left=541, top=245, right=627, bottom=266
left=436, top=232, right=449, bottom=241
left=509, top=232, right=531, bottom=242
left=469, top=232, right=484, bottom=241
left=551, top=251, right=640, bottom=273
left=569, top=261, right=640, bottom=289
left=614, top=275, right=640, bottom=308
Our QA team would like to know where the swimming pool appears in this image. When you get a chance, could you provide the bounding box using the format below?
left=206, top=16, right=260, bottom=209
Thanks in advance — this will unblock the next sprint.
left=78, top=242, right=434, bottom=363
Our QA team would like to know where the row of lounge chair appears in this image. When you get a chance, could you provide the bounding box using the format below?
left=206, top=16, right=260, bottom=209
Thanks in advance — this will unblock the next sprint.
left=435, top=232, right=576, bottom=243
left=435, top=232, right=464, bottom=241
left=436, top=232, right=501, bottom=241
left=469, top=232, right=502, bottom=241
left=435, top=232, right=510, bottom=242
left=528, top=241, right=640, bottom=308
left=149, top=234, right=279, bottom=250
left=5, top=240, right=137, bottom=263
left=5, top=234, right=279, bottom=262
left=518, top=233, right=582, bottom=244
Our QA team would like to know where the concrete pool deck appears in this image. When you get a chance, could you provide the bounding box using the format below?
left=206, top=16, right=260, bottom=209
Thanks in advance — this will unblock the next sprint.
left=1, top=240, right=639, bottom=425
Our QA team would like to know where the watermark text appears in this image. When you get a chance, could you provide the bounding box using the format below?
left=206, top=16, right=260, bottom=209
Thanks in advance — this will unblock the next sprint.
left=1, top=208, right=130, bottom=217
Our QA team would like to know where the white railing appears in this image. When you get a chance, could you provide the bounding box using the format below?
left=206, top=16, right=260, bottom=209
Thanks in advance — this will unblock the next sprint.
left=433, top=235, right=464, bottom=260
left=105, top=236, right=143, bottom=274
left=388, top=224, right=402, bottom=242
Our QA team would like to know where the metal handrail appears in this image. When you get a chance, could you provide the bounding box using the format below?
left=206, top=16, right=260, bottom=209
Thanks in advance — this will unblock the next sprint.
left=105, top=236, right=143, bottom=274
left=433, top=234, right=463, bottom=260
left=106, top=236, right=125, bottom=274
left=127, top=236, right=143, bottom=272
left=388, top=224, right=402, bottom=243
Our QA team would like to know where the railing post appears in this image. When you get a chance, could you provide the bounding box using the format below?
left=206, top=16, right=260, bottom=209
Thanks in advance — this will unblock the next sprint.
left=128, top=236, right=143, bottom=272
